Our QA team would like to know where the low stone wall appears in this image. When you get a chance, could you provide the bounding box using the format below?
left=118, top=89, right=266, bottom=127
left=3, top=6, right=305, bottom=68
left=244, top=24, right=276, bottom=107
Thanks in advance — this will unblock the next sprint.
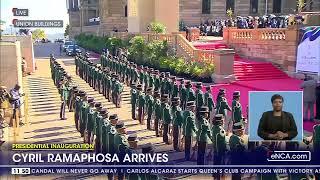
left=223, top=27, right=299, bottom=72
left=1, top=35, right=35, bottom=74
left=0, top=41, right=23, bottom=90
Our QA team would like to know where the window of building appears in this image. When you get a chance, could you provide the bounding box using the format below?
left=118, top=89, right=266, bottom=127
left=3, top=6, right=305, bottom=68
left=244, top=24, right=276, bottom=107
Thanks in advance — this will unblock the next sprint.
left=250, top=0, right=258, bottom=13
left=202, top=0, right=211, bottom=14
left=273, top=0, right=282, bottom=13
left=226, top=0, right=235, bottom=12
left=125, top=5, right=127, bottom=17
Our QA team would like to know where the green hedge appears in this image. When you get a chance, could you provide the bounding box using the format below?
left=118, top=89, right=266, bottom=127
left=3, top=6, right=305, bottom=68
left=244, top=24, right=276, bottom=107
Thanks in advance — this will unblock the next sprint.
left=74, top=34, right=214, bottom=82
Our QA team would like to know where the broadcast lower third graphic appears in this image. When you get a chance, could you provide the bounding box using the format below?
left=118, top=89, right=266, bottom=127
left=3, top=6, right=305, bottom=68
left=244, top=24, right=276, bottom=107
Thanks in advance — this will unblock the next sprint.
left=267, top=151, right=311, bottom=162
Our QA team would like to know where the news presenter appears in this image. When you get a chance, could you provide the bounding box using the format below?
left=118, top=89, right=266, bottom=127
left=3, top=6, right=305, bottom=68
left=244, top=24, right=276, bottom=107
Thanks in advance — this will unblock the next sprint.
left=257, top=94, right=298, bottom=140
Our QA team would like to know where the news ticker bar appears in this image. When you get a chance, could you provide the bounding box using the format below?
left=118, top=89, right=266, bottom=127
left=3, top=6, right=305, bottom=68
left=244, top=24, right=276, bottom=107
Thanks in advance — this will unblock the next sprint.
left=12, top=20, right=63, bottom=28
left=11, top=143, right=94, bottom=150
left=6, top=166, right=320, bottom=175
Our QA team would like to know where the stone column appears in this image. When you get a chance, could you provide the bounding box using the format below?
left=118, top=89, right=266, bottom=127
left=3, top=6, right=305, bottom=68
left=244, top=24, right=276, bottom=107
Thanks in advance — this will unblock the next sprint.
left=212, top=49, right=235, bottom=83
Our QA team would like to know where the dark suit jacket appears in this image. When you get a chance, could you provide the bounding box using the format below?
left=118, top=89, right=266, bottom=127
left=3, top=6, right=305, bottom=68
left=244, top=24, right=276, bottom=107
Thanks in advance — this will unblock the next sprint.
left=257, top=111, right=298, bottom=140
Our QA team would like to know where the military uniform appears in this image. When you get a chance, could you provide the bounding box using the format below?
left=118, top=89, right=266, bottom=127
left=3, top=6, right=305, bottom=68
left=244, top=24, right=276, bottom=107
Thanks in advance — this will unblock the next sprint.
left=86, top=102, right=102, bottom=144
left=154, top=72, right=161, bottom=92
left=137, top=85, right=146, bottom=125
left=204, top=86, right=215, bottom=123
left=114, top=121, right=129, bottom=180
left=68, top=87, right=78, bottom=112
left=154, top=92, right=162, bottom=137
left=113, top=77, right=124, bottom=108
left=229, top=122, right=246, bottom=180
left=162, top=94, right=172, bottom=144
left=75, top=91, right=86, bottom=131
left=96, top=108, right=109, bottom=152
left=211, top=114, right=227, bottom=180
left=216, top=91, right=231, bottom=121
left=130, top=83, right=138, bottom=120
left=195, top=82, right=204, bottom=119
left=145, top=88, right=154, bottom=130
left=232, top=91, right=244, bottom=125
left=126, top=134, right=141, bottom=180
left=80, top=97, right=92, bottom=137
left=186, top=81, right=196, bottom=102
left=59, top=77, right=71, bottom=120
left=172, top=97, right=184, bottom=151
left=183, top=101, right=197, bottom=160
left=197, top=106, right=212, bottom=165
left=140, top=143, right=158, bottom=180
left=180, top=81, right=187, bottom=110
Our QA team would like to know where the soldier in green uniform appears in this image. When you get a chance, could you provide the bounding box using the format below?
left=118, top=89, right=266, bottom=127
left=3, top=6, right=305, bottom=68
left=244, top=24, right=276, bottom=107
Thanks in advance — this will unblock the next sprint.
left=130, top=64, right=139, bottom=86
left=125, top=63, right=132, bottom=86
left=110, top=74, right=117, bottom=104
left=195, top=82, right=204, bottom=119
left=145, top=88, right=154, bottom=130
left=126, top=134, right=141, bottom=180
left=137, top=84, right=146, bottom=125
left=172, top=77, right=179, bottom=98
left=172, top=97, right=184, bottom=151
left=143, top=67, right=149, bottom=92
left=68, top=87, right=78, bottom=112
left=148, top=69, right=155, bottom=90
left=83, top=99, right=96, bottom=143
left=183, top=101, right=197, bottom=160
left=162, top=94, right=172, bottom=144
left=85, top=101, right=100, bottom=144
left=180, top=79, right=187, bottom=110
left=97, top=65, right=103, bottom=94
left=139, top=66, right=145, bottom=87
left=75, top=91, right=86, bottom=132
left=231, top=91, right=245, bottom=134
left=154, top=71, right=161, bottom=92
left=204, top=86, right=215, bottom=123
left=94, top=106, right=108, bottom=153
left=229, top=122, right=246, bottom=180
left=154, top=91, right=162, bottom=137
left=211, top=114, right=227, bottom=179
left=80, top=97, right=93, bottom=137
left=130, top=83, right=138, bottom=120
left=216, top=88, right=225, bottom=107
left=216, top=89, right=231, bottom=125
left=186, top=81, right=196, bottom=102
left=59, top=76, right=71, bottom=120
left=140, top=143, right=158, bottom=180
left=96, top=108, right=109, bottom=153
left=113, top=76, right=124, bottom=108
left=196, top=106, right=212, bottom=165
left=105, top=72, right=112, bottom=102
left=114, top=121, right=129, bottom=180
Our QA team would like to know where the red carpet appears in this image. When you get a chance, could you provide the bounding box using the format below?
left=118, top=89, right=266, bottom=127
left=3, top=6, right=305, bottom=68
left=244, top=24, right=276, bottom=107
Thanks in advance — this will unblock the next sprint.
left=304, top=121, right=320, bottom=133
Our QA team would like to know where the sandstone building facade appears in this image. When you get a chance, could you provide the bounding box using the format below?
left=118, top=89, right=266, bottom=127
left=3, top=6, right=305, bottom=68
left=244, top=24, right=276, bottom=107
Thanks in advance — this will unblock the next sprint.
left=67, top=0, right=320, bottom=37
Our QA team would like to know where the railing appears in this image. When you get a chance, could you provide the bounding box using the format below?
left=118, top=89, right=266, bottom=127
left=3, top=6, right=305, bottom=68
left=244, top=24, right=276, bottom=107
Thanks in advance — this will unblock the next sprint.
left=110, top=31, right=219, bottom=64
left=226, top=27, right=298, bottom=43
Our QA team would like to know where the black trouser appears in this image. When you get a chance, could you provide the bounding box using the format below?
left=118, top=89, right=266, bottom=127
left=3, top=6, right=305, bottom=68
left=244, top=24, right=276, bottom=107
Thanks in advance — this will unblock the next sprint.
left=115, top=93, right=121, bottom=108
left=60, top=101, right=66, bottom=119
left=163, top=124, right=169, bottom=143
left=131, top=104, right=136, bottom=120
left=138, top=107, right=144, bottom=125
left=75, top=111, right=79, bottom=131
left=197, top=141, right=206, bottom=165
left=155, top=117, right=160, bottom=136
left=147, top=113, right=152, bottom=130
left=173, top=125, right=179, bottom=151
left=185, top=136, right=191, bottom=160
